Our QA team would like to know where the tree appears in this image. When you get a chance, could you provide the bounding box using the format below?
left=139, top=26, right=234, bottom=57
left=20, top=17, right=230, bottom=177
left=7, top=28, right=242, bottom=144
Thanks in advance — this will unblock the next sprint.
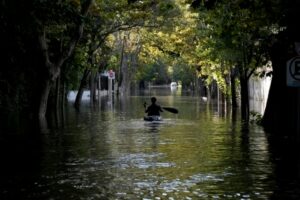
left=261, top=0, right=300, bottom=137
left=0, top=0, right=94, bottom=122
left=191, top=0, right=274, bottom=121
left=135, top=1, right=199, bottom=89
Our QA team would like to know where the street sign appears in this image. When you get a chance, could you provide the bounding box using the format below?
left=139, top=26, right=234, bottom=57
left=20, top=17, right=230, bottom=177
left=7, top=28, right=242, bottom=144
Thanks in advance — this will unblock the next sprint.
left=287, top=56, right=300, bottom=87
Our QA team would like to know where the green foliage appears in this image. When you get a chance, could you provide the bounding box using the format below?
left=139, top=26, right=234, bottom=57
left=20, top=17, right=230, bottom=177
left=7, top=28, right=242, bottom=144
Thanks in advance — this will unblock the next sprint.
left=107, top=55, right=119, bottom=71
left=135, top=1, right=198, bottom=86
left=137, top=60, right=170, bottom=84
left=172, top=61, right=194, bottom=88
left=64, top=47, right=89, bottom=90
left=250, top=110, right=262, bottom=124
left=190, top=0, right=278, bottom=99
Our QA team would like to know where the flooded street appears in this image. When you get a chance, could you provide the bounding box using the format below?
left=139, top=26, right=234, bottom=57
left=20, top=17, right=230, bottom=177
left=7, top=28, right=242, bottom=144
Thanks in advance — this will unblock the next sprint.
left=0, top=88, right=299, bottom=199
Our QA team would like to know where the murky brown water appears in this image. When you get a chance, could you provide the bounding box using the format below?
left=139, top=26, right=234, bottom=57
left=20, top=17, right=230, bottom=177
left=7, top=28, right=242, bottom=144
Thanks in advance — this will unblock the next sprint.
left=0, top=88, right=299, bottom=199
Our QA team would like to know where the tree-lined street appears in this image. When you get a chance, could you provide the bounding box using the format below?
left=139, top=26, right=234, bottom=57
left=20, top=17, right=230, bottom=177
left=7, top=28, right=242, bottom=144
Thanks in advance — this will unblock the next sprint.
left=1, top=1, right=300, bottom=199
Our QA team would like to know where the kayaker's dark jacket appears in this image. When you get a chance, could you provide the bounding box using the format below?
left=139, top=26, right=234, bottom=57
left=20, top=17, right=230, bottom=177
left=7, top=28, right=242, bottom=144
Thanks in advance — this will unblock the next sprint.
left=145, top=104, right=163, bottom=116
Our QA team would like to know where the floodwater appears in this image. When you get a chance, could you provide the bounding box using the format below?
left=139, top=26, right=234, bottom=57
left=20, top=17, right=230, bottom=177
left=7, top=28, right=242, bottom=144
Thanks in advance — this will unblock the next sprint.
left=0, top=88, right=300, bottom=200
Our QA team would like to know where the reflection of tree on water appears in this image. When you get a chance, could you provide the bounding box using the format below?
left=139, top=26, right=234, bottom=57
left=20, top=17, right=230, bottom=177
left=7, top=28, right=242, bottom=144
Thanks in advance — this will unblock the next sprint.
left=268, top=135, right=300, bottom=199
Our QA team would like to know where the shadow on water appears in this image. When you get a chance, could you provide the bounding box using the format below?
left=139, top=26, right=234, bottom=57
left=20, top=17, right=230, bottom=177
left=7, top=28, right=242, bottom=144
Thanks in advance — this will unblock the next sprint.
left=1, top=88, right=300, bottom=199
left=0, top=114, right=44, bottom=199
left=267, top=134, right=300, bottom=199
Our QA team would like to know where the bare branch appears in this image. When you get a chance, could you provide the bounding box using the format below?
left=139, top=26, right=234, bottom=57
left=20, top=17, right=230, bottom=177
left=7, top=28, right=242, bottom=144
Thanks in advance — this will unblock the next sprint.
left=57, top=0, right=94, bottom=67
left=38, top=27, right=51, bottom=67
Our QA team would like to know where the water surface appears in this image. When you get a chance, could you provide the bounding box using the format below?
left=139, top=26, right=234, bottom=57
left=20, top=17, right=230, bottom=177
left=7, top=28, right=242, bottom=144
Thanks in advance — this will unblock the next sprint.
left=0, top=89, right=298, bottom=199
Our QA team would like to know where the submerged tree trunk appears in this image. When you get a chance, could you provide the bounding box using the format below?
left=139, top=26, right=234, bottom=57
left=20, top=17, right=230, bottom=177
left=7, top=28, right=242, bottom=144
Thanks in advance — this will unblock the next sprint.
left=231, top=67, right=238, bottom=108
left=240, top=76, right=249, bottom=122
left=194, top=73, right=199, bottom=95
left=74, top=69, right=91, bottom=109
left=118, top=32, right=141, bottom=96
left=120, top=54, right=130, bottom=96
left=119, top=52, right=136, bottom=96
left=93, top=73, right=98, bottom=103
left=55, top=77, right=60, bottom=111
left=89, top=71, right=98, bottom=105
left=39, top=79, right=53, bottom=119
left=54, top=76, right=62, bottom=127
left=55, top=75, right=67, bottom=127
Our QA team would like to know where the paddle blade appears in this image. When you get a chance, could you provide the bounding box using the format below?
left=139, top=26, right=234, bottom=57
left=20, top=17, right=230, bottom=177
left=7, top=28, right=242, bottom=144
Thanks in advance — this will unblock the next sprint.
left=162, top=107, right=178, bottom=114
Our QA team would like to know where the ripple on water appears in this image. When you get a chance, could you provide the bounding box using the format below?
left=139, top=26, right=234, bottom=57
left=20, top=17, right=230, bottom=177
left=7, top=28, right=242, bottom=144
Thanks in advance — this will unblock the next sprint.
left=115, top=153, right=176, bottom=169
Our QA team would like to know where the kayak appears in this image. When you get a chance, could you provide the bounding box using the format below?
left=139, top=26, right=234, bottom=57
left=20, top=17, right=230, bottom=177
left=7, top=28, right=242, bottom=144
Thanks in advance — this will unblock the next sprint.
left=144, top=115, right=162, bottom=122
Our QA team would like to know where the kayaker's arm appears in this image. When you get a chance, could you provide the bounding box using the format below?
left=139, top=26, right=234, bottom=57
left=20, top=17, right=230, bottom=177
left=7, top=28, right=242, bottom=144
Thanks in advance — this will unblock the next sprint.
left=159, top=106, right=163, bottom=112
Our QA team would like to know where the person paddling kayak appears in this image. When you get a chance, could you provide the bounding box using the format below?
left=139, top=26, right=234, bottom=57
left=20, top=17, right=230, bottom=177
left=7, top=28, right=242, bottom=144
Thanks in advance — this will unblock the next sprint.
left=144, top=97, right=163, bottom=121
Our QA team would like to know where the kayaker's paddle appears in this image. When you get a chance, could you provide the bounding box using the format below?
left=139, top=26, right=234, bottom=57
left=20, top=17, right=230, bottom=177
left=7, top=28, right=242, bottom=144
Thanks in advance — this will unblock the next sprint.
left=162, top=107, right=179, bottom=114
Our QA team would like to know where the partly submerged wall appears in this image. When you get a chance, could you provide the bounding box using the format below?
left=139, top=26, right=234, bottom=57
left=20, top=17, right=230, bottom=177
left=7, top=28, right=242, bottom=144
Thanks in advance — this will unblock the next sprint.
left=249, top=76, right=272, bottom=115
left=67, top=90, right=109, bottom=102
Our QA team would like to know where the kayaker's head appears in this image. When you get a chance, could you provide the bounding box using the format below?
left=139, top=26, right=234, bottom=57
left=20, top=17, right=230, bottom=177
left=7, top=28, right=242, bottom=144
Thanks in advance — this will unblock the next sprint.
left=151, top=97, right=157, bottom=104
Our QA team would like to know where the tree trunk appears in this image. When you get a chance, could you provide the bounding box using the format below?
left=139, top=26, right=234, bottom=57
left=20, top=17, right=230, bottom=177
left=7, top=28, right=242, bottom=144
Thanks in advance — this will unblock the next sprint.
left=89, top=71, right=95, bottom=105
left=55, top=76, right=60, bottom=112
left=93, top=73, right=98, bottom=102
left=38, top=79, right=52, bottom=120
left=261, top=34, right=298, bottom=136
left=74, top=69, right=91, bottom=109
left=89, top=71, right=99, bottom=104
left=120, top=54, right=130, bottom=96
left=206, top=85, right=211, bottom=100
left=54, top=76, right=61, bottom=127
left=53, top=75, right=66, bottom=128
left=37, top=0, right=93, bottom=119
left=240, top=76, right=249, bottom=122
left=231, top=68, right=238, bottom=108
left=118, top=33, right=141, bottom=96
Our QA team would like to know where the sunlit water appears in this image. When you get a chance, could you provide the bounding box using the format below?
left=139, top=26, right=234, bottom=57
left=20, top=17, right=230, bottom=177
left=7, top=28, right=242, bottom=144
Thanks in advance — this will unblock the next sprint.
left=0, top=88, right=299, bottom=199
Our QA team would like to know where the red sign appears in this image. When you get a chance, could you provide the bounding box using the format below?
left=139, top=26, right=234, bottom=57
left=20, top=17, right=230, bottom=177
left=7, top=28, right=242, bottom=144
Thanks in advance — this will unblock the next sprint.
left=108, top=70, right=115, bottom=79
